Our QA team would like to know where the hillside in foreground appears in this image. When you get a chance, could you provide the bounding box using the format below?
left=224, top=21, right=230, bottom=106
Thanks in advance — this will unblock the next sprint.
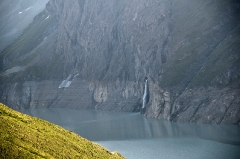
left=0, top=103, right=124, bottom=159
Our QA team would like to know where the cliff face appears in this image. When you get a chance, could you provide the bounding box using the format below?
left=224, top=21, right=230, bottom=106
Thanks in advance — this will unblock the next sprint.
left=1, top=0, right=240, bottom=124
left=0, top=0, right=49, bottom=52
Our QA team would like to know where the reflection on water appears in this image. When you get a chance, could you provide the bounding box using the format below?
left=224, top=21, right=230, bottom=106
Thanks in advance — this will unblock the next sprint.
left=20, top=108, right=240, bottom=143
left=20, top=108, right=240, bottom=159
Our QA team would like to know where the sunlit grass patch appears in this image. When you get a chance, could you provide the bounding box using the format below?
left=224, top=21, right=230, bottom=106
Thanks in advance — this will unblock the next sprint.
left=0, top=103, right=125, bottom=159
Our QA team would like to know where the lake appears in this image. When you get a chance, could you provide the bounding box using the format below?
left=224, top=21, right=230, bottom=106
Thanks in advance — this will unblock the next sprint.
left=20, top=108, right=240, bottom=159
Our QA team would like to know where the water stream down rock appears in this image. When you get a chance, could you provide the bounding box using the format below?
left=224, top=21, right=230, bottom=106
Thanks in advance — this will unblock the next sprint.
left=0, top=0, right=240, bottom=124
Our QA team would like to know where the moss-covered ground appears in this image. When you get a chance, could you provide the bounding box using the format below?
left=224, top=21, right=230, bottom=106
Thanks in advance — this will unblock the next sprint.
left=0, top=103, right=125, bottom=159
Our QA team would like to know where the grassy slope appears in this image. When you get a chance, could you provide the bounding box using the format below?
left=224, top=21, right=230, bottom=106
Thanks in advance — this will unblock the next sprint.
left=0, top=103, right=124, bottom=159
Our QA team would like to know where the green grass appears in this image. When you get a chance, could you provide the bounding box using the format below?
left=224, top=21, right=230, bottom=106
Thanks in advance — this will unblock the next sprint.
left=0, top=103, right=125, bottom=159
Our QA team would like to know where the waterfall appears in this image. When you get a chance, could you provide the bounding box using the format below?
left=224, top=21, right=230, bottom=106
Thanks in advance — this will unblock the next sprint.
left=142, top=79, right=148, bottom=109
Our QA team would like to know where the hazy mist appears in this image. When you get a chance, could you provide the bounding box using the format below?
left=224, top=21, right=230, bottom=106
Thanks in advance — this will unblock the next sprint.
left=0, top=0, right=49, bottom=52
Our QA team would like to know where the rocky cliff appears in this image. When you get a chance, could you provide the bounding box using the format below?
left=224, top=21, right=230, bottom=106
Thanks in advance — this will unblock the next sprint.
left=0, top=0, right=49, bottom=52
left=1, top=0, right=240, bottom=124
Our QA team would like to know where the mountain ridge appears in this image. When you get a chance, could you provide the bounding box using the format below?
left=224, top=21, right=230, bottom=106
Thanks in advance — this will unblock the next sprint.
left=0, top=0, right=240, bottom=124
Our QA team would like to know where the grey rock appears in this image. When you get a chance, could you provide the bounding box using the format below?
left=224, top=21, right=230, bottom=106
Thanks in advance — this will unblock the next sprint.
left=0, top=0, right=49, bottom=52
left=0, top=0, right=240, bottom=124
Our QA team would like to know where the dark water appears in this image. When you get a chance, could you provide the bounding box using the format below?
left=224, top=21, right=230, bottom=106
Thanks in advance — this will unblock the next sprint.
left=20, top=108, right=240, bottom=159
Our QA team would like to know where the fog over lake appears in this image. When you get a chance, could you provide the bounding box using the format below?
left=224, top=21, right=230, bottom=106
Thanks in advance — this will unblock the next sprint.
left=20, top=108, right=240, bottom=159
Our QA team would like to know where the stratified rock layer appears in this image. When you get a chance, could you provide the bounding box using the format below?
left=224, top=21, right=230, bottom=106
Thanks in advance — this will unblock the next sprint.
left=1, top=0, right=240, bottom=124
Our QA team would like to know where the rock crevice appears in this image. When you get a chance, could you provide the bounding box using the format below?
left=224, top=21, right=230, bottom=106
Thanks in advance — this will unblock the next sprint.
left=1, top=0, right=240, bottom=124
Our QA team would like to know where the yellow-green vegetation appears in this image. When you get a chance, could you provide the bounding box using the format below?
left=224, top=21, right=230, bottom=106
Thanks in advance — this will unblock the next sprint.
left=0, top=103, right=125, bottom=159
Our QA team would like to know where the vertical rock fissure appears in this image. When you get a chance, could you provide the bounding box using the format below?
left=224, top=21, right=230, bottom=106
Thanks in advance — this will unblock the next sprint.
left=27, top=85, right=32, bottom=109
left=219, top=98, right=235, bottom=124
left=185, top=23, right=239, bottom=90
left=47, top=89, right=62, bottom=108
left=142, top=79, right=148, bottom=109
left=188, top=103, right=202, bottom=122
left=170, top=30, right=234, bottom=116
left=1, top=0, right=239, bottom=124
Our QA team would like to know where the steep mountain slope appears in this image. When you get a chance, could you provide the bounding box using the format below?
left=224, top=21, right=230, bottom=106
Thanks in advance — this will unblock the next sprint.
left=0, top=0, right=49, bottom=52
left=0, top=103, right=124, bottom=158
left=0, top=0, right=240, bottom=124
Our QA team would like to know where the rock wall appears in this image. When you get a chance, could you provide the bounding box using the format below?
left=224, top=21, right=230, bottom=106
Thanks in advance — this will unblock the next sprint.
left=0, top=0, right=49, bottom=52
left=1, top=79, right=141, bottom=112
left=1, top=0, right=240, bottom=124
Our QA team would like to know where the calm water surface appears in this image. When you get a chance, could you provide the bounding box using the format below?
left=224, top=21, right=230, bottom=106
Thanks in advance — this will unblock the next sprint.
left=20, top=108, right=240, bottom=159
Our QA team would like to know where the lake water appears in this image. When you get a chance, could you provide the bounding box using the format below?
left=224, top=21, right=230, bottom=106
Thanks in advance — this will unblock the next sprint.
left=20, top=108, right=240, bottom=159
